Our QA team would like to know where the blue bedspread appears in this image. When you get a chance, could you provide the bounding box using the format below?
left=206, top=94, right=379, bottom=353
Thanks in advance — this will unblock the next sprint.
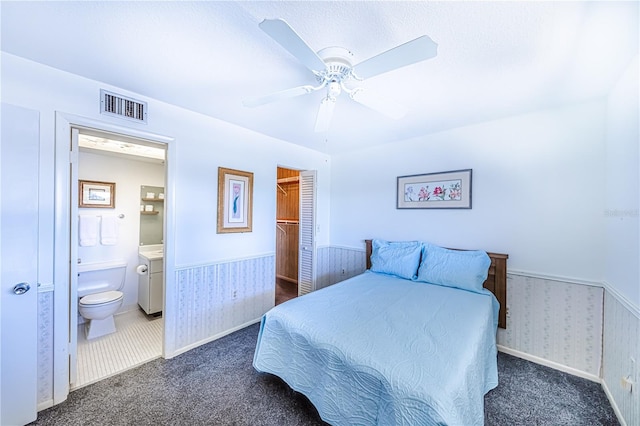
left=253, top=271, right=499, bottom=426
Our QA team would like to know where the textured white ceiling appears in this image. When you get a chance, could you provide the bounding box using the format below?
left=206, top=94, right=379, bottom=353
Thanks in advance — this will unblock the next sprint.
left=1, top=1, right=638, bottom=154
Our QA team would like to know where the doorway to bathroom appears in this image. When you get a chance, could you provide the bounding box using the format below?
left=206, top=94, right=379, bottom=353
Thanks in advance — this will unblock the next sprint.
left=71, top=127, right=167, bottom=390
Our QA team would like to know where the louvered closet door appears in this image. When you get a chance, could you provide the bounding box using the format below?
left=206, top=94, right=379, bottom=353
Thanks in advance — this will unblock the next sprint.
left=298, top=170, right=317, bottom=296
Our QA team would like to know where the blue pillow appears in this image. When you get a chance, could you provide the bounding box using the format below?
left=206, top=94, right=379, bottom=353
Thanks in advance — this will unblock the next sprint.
left=416, top=243, right=491, bottom=293
left=370, top=239, right=422, bottom=280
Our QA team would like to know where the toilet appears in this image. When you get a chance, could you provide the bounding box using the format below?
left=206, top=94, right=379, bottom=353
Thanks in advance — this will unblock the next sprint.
left=77, top=260, right=127, bottom=339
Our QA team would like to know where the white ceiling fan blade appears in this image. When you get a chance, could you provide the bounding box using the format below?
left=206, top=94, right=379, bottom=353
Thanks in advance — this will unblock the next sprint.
left=243, top=85, right=318, bottom=107
left=350, top=89, right=408, bottom=120
left=314, top=97, right=336, bottom=133
left=353, top=35, right=438, bottom=80
left=259, top=18, right=326, bottom=73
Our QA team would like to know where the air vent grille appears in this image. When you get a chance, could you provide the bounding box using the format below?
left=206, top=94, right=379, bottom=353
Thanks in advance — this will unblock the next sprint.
left=100, top=89, right=147, bottom=124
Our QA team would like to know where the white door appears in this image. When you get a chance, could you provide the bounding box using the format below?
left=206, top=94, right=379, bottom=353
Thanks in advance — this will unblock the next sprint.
left=0, top=103, right=39, bottom=425
left=298, top=170, right=316, bottom=295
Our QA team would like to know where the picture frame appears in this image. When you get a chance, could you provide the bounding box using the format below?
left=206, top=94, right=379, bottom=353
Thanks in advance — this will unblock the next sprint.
left=217, top=167, right=253, bottom=233
left=397, top=169, right=472, bottom=209
left=79, top=180, right=116, bottom=208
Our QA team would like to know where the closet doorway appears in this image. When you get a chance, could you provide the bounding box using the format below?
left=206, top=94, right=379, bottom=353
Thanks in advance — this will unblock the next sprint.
left=275, top=167, right=300, bottom=305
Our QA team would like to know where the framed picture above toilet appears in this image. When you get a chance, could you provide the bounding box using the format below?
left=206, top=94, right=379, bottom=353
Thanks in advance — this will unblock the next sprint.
left=79, top=180, right=116, bottom=208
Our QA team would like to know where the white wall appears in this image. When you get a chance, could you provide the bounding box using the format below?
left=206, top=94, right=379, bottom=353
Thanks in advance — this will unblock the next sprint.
left=604, top=56, right=639, bottom=308
left=602, top=57, right=639, bottom=426
left=1, top=51, right=330, bottom=285
left=330, top=100, right=606, bottom=281
left=78, top=151, right=164, bottom=311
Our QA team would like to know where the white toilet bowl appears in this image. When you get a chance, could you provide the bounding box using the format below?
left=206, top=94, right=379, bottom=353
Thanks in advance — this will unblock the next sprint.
left=77, top=260, right=127, bottom=340
left=79, top=290, right=124, bottom=340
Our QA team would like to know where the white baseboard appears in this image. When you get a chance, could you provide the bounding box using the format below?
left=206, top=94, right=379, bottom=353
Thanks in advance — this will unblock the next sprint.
left=497, top=345, right=601, bottom=383
left=167, top=317, right=262, bottom=359
left=38, top=399, right=54, bottom=412
left=601, top=378, right=628, bottom=426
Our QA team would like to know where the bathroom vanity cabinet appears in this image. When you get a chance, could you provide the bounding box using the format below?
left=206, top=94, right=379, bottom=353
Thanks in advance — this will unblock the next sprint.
left=138, top=255, right=163, bottom=315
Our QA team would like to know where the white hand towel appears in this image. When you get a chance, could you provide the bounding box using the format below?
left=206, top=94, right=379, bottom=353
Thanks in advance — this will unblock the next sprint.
left=79, top=215, right=99, bottom=247
left=100, top=214, right=118, bottom=245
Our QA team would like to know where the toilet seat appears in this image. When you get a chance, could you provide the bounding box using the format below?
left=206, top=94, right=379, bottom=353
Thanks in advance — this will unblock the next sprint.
left=79, top=290, right=123, bottom=306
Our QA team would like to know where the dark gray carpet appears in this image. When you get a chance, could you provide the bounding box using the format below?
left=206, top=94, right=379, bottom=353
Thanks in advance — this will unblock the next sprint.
left=30, top=323, right=618, bottom=425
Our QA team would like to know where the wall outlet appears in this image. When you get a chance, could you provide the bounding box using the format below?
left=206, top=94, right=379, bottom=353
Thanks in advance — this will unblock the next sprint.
left=231, top=289, right=237, bottom=299
left=341, top=268, right=346, bottom=275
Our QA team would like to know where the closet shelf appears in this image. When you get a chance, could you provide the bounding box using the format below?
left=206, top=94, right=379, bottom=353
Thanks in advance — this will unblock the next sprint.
left=140, top=211, right=160, bottom=215
left=141, top=198, right=164, bottom=202
left=277, top=218, right=299, bottom=224
left=277, top=176, right=299, bottom=184
left=276, top=274, right=298, bottom=284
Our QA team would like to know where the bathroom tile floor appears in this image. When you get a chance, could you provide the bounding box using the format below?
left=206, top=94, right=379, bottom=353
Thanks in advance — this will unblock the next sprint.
left=74, top=308, right=163, bottom=390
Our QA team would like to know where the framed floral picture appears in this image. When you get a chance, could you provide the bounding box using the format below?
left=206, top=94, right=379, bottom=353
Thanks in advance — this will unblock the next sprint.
left=79, top=180, right=116, bottom=208
left=217, top=167, right=253, bottom=233
left=397, top=169, right=472, bottom=209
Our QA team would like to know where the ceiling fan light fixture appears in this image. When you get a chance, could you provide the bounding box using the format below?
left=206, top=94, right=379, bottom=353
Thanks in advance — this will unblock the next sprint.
left=327, top=81, right=341, bottom=99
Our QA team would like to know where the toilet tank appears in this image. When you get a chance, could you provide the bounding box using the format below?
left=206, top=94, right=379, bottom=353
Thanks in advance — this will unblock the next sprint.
left=77, top=260, right=127, bottom=297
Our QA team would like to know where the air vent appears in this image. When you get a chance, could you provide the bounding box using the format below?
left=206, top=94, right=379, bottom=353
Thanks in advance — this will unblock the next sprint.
left=100, top=89, right=147, bottom=124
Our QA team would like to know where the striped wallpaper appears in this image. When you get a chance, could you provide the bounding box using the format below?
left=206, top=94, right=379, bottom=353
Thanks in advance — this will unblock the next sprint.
left=602, top=291, right=639, bottom=426
left=497, top=274, right=603, bottom=377
left=37, top=290, right=54, bottom=410
left=172, top=254, right=275, bottom=351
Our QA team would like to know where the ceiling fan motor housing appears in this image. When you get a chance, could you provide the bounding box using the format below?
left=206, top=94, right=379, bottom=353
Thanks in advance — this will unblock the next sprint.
left=316, top=46, right=355, bottom=88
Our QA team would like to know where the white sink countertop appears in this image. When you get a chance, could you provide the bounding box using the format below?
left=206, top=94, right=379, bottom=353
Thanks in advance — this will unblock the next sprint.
left=139, top=245, right=163, bottom=261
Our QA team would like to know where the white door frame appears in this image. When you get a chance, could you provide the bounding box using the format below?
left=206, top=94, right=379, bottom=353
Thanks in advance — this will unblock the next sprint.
left=53, top=112, right=175, bottom=404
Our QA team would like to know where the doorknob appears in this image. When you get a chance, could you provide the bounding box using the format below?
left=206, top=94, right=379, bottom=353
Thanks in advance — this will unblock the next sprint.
left=13, top=282, right=31, bottom=295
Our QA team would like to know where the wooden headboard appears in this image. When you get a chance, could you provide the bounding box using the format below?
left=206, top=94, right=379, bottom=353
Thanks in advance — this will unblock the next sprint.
left=365, top=240, right=509, bottom=329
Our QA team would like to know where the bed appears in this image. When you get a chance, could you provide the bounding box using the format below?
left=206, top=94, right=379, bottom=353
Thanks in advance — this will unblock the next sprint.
left=254, top=239, right=508, bottom=425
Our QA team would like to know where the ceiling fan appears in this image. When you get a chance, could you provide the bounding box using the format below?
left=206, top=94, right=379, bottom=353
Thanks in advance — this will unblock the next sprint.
left=243, top=19, right=438, bottom=132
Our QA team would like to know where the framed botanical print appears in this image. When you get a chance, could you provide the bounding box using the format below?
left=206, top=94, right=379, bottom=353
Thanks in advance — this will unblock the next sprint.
left=397, top=169, right=472, bottom=209
left=217, top=167, right=253, bottom=233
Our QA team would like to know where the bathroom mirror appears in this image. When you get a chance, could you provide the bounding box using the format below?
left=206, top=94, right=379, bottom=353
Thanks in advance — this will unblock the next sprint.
left=139, top=185, right=164, bottom=245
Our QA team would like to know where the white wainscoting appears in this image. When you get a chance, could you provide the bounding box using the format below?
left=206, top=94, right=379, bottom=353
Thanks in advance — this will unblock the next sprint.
left=316, top=246, right=367, bottom=289
left=172, top=254, right=275, bottom=352
left=497, top=273, right=604, bottom=378
left=602, top=289, right=639, bottom=426
left=37, top=287, right=54, bottom=410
